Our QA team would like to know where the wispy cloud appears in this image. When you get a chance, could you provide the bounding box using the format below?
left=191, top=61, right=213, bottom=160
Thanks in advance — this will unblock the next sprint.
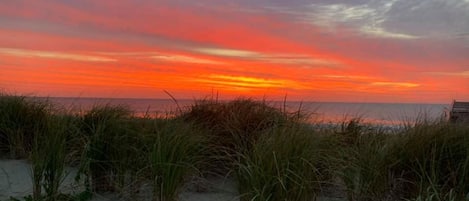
left=266, top=1, right=420, bottom=39
left=359, top=26, right=419, bottom=39
left=149, top=54, right=224, bottom=65
left=195, top=74, right=308, bottom=90
left=427, top=71, right=469, bottom=78
left=371, top=81, right=420, bottom=88
left=192, top=47, right=339, bottom=66
left=193, top=47, right=260, bottom=58
left=260, top=54, right=340, bottom=66
left=95, top=51, right=225, bottom=65
left=302, top=3, right=377, bottom=28
left=319, top=74, right=373, bottom=80
left=0, top=47, right=116, bottom=62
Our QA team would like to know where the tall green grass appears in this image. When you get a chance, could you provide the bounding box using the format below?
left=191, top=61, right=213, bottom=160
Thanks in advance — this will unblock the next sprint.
left=30, top=115, right=72, bottom=201
left=0, top=94, right=79, bottom=200
left=3, top=94, right=469, bottom=201
left=339, top=131, right=396, bottom=201
left=236, top=123, right=338, bottom=201
left=146, top=119, right=207, bottom=201
left=0, top=94, right=50, bottom=158
left=77, top=104, right=143, bottom=194
left=179, top=98, right=304, bottom=174
left=391, top=122, right=469, bottom=200
left=339, top=118, right=469, bottom=201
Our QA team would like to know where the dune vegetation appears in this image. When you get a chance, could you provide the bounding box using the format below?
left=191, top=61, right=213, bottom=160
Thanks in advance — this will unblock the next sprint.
left=1, top=93, right=468, bottom=201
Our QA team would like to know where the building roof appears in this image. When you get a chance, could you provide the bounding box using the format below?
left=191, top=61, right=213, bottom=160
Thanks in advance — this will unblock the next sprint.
left=452, top=101, right=469, bottom=112
left=453, top=101, right=469, bottom=108
left=450, top=101, right=469, bottom=123
left=453, top=101, right=469, bottom=110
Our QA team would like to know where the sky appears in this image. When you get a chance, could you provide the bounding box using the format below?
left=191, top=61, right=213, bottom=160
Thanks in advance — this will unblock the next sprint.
left=0, top=0, right=468, bottom=103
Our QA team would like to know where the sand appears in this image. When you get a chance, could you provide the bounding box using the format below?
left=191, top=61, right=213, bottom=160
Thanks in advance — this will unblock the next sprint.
left=0, top=159, right=239, bottom=201
left=0, top=159, right=345, bottom=201
left=0, top=160, right=85, bottom=200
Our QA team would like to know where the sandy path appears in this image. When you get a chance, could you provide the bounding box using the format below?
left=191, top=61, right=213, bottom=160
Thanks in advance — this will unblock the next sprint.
left=0, top=159, right=344, bottom=201
left=0, top=160, right=84, bottom=200
left=0, top=160, right=239, bottom=201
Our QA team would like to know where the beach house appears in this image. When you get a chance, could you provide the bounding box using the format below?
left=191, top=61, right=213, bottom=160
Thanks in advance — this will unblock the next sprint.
left=449, top=101, right=469, bottom=123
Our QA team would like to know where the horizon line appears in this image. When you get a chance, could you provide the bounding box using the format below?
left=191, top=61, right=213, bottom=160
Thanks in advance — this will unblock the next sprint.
left=28, top=95, right=452, bottom=105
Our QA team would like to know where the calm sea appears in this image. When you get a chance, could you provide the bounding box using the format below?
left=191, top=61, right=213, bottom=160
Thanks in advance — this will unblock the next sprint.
left=41, top=97, right=449, bottom=126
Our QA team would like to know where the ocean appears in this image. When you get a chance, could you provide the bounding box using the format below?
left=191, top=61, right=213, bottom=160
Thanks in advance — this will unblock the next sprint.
left=39, top=97, right=450, bottom=125
left=41, top=97, right=449, bottom=126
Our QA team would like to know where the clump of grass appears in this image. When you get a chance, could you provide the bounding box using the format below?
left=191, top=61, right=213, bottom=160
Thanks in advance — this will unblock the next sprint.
left=0, top=94, right=50, bottom=158
left=146, top=119, right=207, bottom=201
left=77, top=104, right=141, bottom=194
left=339, top=131, right=396, bottom=201
left=6, top=94, right=469, bottom=201
left=179, top=98, right=304, bottom=173
left=30, top=115, right=71, bottom=201
left=236, top=123, right=337, bottom=201
left=390, top=122, right=469, bottom=200
left=408, top=187, right=469, bottom=201
left=338, top=117, right=469, bottom=201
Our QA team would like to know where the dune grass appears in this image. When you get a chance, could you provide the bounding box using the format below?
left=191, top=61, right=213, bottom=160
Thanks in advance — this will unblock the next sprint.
left=2, top=93, right=469, bottom=201
left=76, top=104, right=141, bottom=194
left=339, top=127, right=396, bottom=201
left=338, top=118, right=469, bottom=201
left=0, top=94, right=84, bottom=200
left=179, top=98, right=305, bottom=175
left=31, top=115, right=72, bottom=201
left=145, top=119, right=207, bottom=201
left=0, top=94, right=50, bottom=159
left=391, top=122, right=469, bottom=200
left=236, top=123, right=338, bottom=201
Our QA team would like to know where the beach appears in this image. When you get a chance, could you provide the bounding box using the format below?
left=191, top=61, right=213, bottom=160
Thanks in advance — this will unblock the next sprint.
left=0, top=160, right=241, bottom=201
left=0, top=160, right=348, bottom=201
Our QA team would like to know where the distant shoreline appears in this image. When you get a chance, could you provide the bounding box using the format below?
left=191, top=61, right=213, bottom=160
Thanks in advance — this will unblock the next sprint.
left=29, top=96, right=450, bottom=105
left=28, top=96, right=448, bottom=126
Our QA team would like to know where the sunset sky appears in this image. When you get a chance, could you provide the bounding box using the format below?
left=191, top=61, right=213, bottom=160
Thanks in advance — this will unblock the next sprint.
left=1, top=0, right=468, bottom=103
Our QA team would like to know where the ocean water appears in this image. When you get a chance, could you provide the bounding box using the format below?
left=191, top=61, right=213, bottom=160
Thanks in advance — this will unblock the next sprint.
left=42, top=97, right=449, bottom=126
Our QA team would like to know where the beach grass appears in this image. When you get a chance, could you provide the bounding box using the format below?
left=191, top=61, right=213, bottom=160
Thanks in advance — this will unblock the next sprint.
left=146, top=119, right=207, bottom=201
left=76, top=104, right=141, bottom=194
left=0, top=94, right=51, bottom=159
left=338, top=118, right=469, bottom=201
left=179, top=97, right=304, bottom=175
left=2, top=93, right=469, bottom=201
left=390, top=121, right=469, bottom=200
left=30, top=115, right=70, bottom=201
left=236, top=123, right=338, bottom=201
left=338, top=123, right=396, bottom=201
